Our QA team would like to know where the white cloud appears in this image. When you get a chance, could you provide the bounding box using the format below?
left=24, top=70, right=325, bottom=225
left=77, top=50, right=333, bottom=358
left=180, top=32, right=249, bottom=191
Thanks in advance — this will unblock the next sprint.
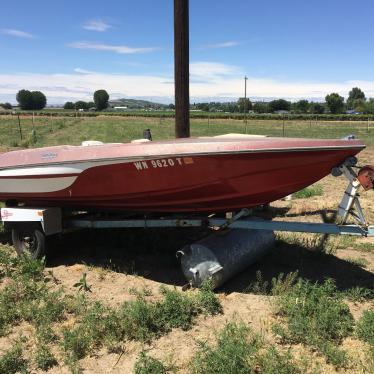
left=200, top=41, right=240, bottom=49
left=1, top=28, right=34, bottom=38
left=190, top=62, right=240, bottom=80
left=68, top=41, right=159, bottom=54
left=1, top=65, right=374, bottom=104
left=74, top=68, right=96, bottom=75
left=83, top=20, right=112, bottom=32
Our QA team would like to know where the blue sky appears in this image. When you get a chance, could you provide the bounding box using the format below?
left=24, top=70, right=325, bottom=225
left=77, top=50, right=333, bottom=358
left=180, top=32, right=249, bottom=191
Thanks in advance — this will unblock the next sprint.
left=0, top=0, right=373, bottom=104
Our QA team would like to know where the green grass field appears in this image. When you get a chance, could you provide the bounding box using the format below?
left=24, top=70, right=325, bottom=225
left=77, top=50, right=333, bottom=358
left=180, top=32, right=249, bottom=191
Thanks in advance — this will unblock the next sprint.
left=0, top=115, right=374, bottom=149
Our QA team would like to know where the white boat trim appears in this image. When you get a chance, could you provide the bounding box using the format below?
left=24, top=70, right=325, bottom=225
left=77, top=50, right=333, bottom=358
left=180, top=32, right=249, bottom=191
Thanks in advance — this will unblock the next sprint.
left=0, top=176, right=77, bottom=193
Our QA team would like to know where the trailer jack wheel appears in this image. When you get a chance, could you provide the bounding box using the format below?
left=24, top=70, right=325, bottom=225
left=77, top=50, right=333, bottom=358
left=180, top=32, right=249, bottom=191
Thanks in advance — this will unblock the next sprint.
left=11, top=224, right=46, bottom=259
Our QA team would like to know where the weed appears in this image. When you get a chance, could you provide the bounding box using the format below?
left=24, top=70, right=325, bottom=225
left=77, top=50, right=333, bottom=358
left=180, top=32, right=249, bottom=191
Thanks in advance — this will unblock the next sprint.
left=134, top=351, right=173, bottom=374
left=191, top=322, right=301, bottom=374
left=34, top=343, right=57, bottom=370
left=64, top=293, right=88, bottom=315
left=356, top=310, right=374, bottom=345
left=119, top=296, right=164, bottom=342
left=273, top=278, right=354, bottom=367
left=246, top=270, right=298, bottom=296
left=356, top=242, right=374, bottom=252
left=23, top=289, right=66, bottom=326
left=129, top=286, right=153, bottom=297
left=270, top=271, right=299, bottom=296
left=343, top=286, right=374, bottom=302
left=13, top=253, right=45, bottom=280
left=319, top=341, right=348, bottom=368
left=36, top=324, right=56, bottom=344
left=196, top=280, right=223, bottom=315
left=73, top=273, right=92, bottom=292
left=0, top=251, right=44, bottom=281
left=344, top=257, right=369, bottom=268
left=293, top=185, right=323, bottom=199
left=276, top=232, right=336, bottom=254
left=62, top=301, right=122, bottom=362
left=20, top=139, right=30, bottom=148
left=259, top=346, right=302, bottom=374
left=191, top=322, right=261, bottom=374
left=246, top=270, right=270, bottom=294
left=62, top=327, right=92, bottom=363
left=9, top=140, right=18, bottom=147
left=0, top=247, right=14, bottom=278
left=276, top=279, right=354, bottom=343
left=158, top=287, right=197, bottom=330
left=336, top=235, right=357, bottom=249
left=0, top=343, right=28, bottom=374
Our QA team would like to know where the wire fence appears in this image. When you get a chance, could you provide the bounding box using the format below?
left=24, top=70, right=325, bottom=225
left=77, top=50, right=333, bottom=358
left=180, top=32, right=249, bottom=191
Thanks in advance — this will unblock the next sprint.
left=0, top=113, right=373, bottom=149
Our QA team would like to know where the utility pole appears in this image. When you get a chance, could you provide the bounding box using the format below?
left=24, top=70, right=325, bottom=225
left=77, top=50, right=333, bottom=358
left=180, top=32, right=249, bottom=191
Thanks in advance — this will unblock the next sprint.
left=244, top=76, right=248, bottom=133
left=174, top=0, right=190, bottom=138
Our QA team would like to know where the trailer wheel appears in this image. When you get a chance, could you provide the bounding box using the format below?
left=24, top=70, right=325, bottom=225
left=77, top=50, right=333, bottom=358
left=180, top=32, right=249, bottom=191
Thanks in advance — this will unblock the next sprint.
left=11, top=224, right=46, bottom=259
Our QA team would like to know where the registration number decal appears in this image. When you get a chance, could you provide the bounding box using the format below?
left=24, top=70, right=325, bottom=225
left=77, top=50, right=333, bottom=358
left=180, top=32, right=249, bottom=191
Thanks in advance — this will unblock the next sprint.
left=133, top=157, right=194, bottom=171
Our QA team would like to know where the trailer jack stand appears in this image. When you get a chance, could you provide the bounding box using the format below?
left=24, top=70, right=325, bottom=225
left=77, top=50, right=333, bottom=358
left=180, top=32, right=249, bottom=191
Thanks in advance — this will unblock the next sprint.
left=332, top=158, right=374, bottom=226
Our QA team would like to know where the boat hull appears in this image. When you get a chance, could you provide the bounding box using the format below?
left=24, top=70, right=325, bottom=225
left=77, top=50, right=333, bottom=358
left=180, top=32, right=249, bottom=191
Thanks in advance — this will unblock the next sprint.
left=0, top=138, right=364, bottom=212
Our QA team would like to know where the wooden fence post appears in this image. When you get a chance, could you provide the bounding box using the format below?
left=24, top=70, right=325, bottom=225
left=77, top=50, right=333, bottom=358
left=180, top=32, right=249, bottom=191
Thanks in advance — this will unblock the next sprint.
left=50, top=113, right=53, bottom=132
left=17, top=114, right=23, bottom=140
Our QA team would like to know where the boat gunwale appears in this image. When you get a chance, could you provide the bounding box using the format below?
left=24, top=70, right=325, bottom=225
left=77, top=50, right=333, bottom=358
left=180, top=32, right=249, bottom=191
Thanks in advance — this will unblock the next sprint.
left=0, top=144, right=366, bottom=172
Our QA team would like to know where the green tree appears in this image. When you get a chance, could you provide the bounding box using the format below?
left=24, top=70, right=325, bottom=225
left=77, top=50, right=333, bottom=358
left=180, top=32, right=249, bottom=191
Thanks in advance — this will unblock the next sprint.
left=31, top=91, right=47, bottom=110
left=348, top=87, right=365, bottom=104
left=237, top=98, right=252, bottom=112
left=16, top=90, right=46, bottom=110
left=75, top=101, right=88, bottom=110
left=294, top=99, right=309, bottom=113
left=93, top=90, right=109, bottom=111
left=16, top=90, right=33, bottom=110
left=196, top=103, right=210, bottom=111
left=0, top=102, right=12, bottom=110
left=87, top=101, right=95, bottom=109
left=365, top=98, right=374, bottom=114
left=310, top=102, right=325, bottom=114
left=269, top=99, right=291, bottom=112
left=325, top=93, right=344, bottom=114
left=351, top=99, right=366, bottom=113
left=253, top=102, right=270, bottom=113
left=63, top=102, right=75, bottom=110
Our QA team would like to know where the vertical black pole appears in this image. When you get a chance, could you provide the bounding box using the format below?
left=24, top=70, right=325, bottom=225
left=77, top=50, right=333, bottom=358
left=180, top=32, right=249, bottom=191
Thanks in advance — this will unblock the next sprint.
left=174, top=0, right=190, bottom=138
left=244, top=76, right=248, bottom=133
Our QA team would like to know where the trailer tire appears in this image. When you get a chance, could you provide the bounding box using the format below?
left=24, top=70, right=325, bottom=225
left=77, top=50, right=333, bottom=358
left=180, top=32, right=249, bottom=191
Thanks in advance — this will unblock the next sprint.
left=12, top=224, right=46, bottom=259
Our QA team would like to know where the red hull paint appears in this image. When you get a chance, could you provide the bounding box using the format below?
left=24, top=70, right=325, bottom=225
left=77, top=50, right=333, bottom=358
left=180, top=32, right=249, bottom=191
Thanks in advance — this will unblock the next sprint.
left=0, top=136, right=365, bottom=213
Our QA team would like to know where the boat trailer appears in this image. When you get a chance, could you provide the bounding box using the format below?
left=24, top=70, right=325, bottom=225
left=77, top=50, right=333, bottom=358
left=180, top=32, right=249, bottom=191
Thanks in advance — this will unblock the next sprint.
left=1, top=157, right=374, bottom=288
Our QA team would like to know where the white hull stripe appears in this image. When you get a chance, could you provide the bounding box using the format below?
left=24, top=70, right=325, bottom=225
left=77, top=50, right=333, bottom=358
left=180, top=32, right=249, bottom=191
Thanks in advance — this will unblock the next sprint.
left=0, top=176, right=78, bottom=193
left=0, top=159, right=134, bottom=177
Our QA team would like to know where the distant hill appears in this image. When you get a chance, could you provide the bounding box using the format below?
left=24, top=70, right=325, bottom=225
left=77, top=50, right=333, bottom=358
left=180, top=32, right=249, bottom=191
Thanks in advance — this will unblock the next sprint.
left=109, top=98, right=169, bottom=109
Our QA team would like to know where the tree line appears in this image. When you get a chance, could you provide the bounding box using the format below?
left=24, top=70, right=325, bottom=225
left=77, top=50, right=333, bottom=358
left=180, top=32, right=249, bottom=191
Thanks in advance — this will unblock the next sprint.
left=193, top=87, right=374, bottom=114
left=1, top=86, right=373, bottom=115
left=0, top=89, right=110, bottom=111
left=63, top=90, right=109, bottom=111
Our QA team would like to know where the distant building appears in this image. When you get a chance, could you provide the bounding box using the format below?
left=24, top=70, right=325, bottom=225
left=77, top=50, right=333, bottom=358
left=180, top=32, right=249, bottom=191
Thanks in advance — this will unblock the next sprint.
left=114, top=106, right=128, bottom=111
left=345, top=110, right=361, bottom=115
left=274, top=110, right=290, bottom=115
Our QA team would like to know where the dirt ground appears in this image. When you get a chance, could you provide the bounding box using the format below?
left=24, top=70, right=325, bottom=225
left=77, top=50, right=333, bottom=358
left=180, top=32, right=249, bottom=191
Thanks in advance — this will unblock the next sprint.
left=1, top=149, right=374, bottom=373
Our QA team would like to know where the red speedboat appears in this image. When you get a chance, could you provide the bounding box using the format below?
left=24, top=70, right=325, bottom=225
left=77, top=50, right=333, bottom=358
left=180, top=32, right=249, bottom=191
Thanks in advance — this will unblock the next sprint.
left=0, top=135, right=365, bottom=212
